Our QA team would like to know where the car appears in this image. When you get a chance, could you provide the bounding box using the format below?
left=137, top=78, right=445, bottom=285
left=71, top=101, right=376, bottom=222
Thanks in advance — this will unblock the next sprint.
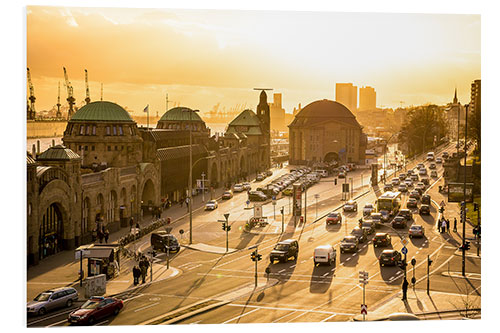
left=326, top=212, right=342, bottom=225
left=436, top=157, right=443, bottom=164
left=419, top=204, right=431, bottom=215
left=409, top=225, right=425, bottom=238
left=421, top=177, right=429, bottom=185
left=316, top=170, right=329, bottom=178
left=242, top=182, right=252, bottom=190
left=204, top=200, right=218, bottom=210
left=313, top=245, right=336, bottom=266
left=28, top=287, right=79, bottom=316
left=338, top=171, right=346, bottom=179
left=417, top=163, right=425, bottom=170
left=391, top=178, right=400, bottom=186
left=392, top=215, right=407, bottom=228
left=363, top=203, right=375, bottom=216
left=248, top=191, right=267, bottom=201
left=361, top=220, right=376, bottom=235
left=373, top=232, right=392, bottom=247
left=430, top=170, right=438, bottom=178
left=351, top=226, right=368, bottom=243
left=415, top=182, right=425, bottom=192
left=398, top=209, right=413, bottom=221
left=407, top=169, right=414, bottom=176
left=282, top=187, right=293, bottom=196
left=398, top=184, right=408, bottom=192
left=340, top=236, right=359, bottom=253
left=419, top=168, right=427, bottom=176
left=343, top=200, right=358, bottom=212
left=370, top=212, right=383, bottom=226
left=266, top=170, right=273, bottom=177
left=429, top=163, right=437, bottom=169
left=398, top=173, right=406, bottom=181
left=151, top=232, right=180, bottom=253
left=442, top=151, right=449, bottom=159
left=379, top=249, right=402, bottom=267
left=410, top=174, right=419, bottom=182
left=68, top=296, right=123, bottom=325
left=233, top=184, right=244, bottom=192
left=404, top=178, right=413, bottom=187
left=222, top=190, right=233, bottom=200
left=256, top=173, right=265, bottom=181
left=257, top=186, right=279, bottom=197
left=384, top=183, right=393, bottom=191
left=406, top=197, right=418, bottom=208
left=409, top=190, right=421, bottom=200
left=379, top=210, right=390, bottom=223
left=270, top=239, right=299, bottom=263
left=421, top=194, right=431, bottom=205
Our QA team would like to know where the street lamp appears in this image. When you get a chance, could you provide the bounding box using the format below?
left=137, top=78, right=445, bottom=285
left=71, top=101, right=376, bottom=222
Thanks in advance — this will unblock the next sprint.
left=462, top=104, right=469, bottom=277
left=183, top=108, right=200, bottom=245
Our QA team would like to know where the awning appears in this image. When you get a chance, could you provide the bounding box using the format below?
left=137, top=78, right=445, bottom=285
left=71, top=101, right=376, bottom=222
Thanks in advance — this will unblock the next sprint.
left=83, top=247, right=113, bottom=259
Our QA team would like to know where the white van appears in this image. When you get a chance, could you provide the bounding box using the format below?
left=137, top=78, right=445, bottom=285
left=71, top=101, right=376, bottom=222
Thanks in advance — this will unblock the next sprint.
left=313, top=245, right=336, bottom=266
left=315, top=169, right=328, bottom=178
left=426, top=152, right=435, bottom=161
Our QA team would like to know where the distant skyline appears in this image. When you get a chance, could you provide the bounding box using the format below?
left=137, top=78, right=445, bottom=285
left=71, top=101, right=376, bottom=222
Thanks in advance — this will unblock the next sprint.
left=27, top=6, right=480, bottom=115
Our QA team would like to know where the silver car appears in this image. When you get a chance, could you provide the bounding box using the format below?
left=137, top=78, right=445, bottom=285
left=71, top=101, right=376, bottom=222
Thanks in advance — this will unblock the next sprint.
left=27, top=287, right=79, bottom=316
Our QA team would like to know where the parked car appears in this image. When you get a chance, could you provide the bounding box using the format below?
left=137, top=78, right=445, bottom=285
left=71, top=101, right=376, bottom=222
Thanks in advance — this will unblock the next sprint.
left=233, top=184, right=244, bottom=192
left=340, top=236, right=359, bottom=253
left=430, top=170, right=438, bottom=178
left=222, top=190, right=233, bottom=200
left=409, top=225, right=425, bottom=238
left=266, top=170, right=273, bottom=177
left=398, top=184, right=408, bottom=192
left=248, top=191, right=267, bottom=201
left=409, top=190, right=421, bottom=200
left=343, top=200, right=358, bottom=212
left=28, top=287, right=79, bottom=316
left=406, top=197, right=418, bottom=208
left=392, top=215, right=407, bottom=228
left=419, top=204, right=431, bottom=215
left=363, top=203, right=375, bottom=216
left=379, top=249, right=402, bottom=267
left=398, top=209, right=413, bottom=221
left=361, top=220, right=376, bottom=235
left=256, top=173, right=265, bottom=181
left=68, top=296, right=123, bottom=325
left=373, top=232, right=392, bottom=247
left=421, top=194, right=431, bottom=205
left=151, top=232, right=180, bottom=253
left=313, top=245, right=336, bottom=266
left=270, top=239, right=299, bottom=263
left=351, top=226, right=368, bottom=243
left=391, top=178, right=400, bottom=186
left=204, top=200, right=218, bottom=210
left=384, top=183, right=393, bottom=192
left=326, top=212, right=342, bottom=225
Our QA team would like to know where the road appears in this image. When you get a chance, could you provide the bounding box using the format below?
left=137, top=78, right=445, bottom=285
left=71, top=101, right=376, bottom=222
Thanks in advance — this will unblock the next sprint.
left=28, top=142, right=480, bottom=326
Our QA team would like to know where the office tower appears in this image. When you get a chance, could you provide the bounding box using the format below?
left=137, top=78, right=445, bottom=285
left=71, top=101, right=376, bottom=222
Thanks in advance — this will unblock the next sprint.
left=335, top=83, right=357, bottom=112
left=359, top=86, right=376, bottom=111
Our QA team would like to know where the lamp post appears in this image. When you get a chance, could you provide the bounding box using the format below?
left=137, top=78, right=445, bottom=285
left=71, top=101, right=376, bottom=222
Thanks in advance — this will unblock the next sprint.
left=462, top=104, right=469, bottom=277
left=183, top=108, right=200, bottom=245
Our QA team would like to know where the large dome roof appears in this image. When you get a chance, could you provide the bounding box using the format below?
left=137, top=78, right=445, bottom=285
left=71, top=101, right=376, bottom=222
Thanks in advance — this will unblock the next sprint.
left=159, top=107, right=204, bottom=122
left=290, top=99, right=361, bottom=128
left=69, top=101, right=134, bottom=122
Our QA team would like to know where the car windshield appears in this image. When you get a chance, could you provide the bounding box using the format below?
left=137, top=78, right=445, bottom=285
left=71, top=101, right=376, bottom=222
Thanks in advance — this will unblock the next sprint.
left=274, top=244, right=289, bottom=251
left=328, top=213, right=339, bottom=217
left=362, top=222, right=372, bottom=228
left=381, top=252, right=396, bottom=258
left=364, top=204, right=373, bottom=208
left=352, top=229, right=362, bottom=235
left=34, top=292, right=52, bottom=301
left=342, top=237, right=356, bottom=243
left=347, top=201, right=355, bottom=206
left=81, top=299, right=101, bottom=309
left=395, top=216, right=405, bottom=221
left=410, top=226, right=422, bottom=231
left=375, top=234, right=387, bottom=239
left=208, top=201, right=216, bottom=204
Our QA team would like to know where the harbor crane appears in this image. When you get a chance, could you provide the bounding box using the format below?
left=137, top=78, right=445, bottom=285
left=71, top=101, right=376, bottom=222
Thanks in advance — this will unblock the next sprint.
left=63, top=67, right=76, bottom=119
left=85, top=69, right=91, bottom=105
left=56, top=81, right=62, bottom=118
left=27, top=67, right=36, bottom=120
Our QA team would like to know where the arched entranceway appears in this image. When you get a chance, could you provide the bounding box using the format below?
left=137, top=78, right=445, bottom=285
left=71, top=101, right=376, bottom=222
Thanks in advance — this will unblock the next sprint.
left=39, top=203, right=64, bottom=260
left=324, top=152, right=340, bottom=163
left=108, top=190, right=117, bottom=224
left=141, top=179, right=155, bottom=216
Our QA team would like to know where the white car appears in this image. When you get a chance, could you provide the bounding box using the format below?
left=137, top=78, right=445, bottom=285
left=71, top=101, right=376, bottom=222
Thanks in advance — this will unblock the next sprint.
left=313, top=245, right=336, bottom=266
left=419, top=168, right=427, bottom=176
left=409, top=225, right=425, bottom=238
left=233, top=184, right=244, bottom=192
left=391, top=178, right=400, bottom=186
left=242, top=182, right=251, bottom=190
left=204, top=200, right=218, bottom=210
left=343, top=200, right=358, bottom=212
left=363, top=203, right=375, bottom=216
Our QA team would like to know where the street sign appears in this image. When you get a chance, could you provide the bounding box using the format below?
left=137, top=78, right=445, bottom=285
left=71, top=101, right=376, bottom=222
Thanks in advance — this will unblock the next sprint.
left=224, top=213, right=230, bottom=220
left=246, top=200, right=250, bottom=206
left=272, top=195, right=276, bottom=201
left=401, top=246, right=408, bottom=255
left=165, top=227, right=172, bottom=234
left=361, top=304, right=368, bottom=315
left=440, top=200, right=446, bottom=207
left=401, top=238, right=409, bottom=247
left=272, top=201, right=277, bottom=206
left=314, top=194, right=319, bottom=199
left=179, top=229, right=184, bottom=234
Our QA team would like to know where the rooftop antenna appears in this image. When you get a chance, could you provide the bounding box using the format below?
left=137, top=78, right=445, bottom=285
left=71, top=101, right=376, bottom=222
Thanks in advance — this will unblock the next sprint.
left=56, top=81, right=62, bottom=118
left=100, top=83, right=103, bottom=101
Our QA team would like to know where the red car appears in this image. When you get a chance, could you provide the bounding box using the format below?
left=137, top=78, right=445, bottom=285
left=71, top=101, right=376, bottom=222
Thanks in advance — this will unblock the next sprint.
left=68, top=296, right=123, bottom=325
left=326, top=212, right=342, bottom=225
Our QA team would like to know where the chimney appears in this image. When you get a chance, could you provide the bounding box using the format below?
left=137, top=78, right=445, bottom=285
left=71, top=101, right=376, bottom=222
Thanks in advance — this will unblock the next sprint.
left=32, top=144, right=36, bottom=157
left=37, top=140, right=40, bottom=154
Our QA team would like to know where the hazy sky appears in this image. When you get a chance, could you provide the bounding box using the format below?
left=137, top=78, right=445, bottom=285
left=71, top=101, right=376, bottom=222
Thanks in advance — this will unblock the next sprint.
left=27, top=6, right=480, bottom=116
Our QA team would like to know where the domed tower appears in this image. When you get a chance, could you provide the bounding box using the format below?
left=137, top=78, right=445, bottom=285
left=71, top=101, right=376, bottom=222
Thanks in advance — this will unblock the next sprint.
left=62, top=101, right=143, bottom=168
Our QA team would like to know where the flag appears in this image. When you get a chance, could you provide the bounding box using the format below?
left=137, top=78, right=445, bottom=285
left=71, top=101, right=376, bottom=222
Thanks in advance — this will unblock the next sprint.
left=143, top=105, right=149, bottom=113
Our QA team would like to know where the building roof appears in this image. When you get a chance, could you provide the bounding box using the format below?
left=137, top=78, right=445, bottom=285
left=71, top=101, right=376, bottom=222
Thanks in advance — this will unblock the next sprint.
left=37, top=145, right=81, bottom=161
left=27, top=153, right=36, bottom=165
left=228, top=109, right=261, bottom=127
left=159, top=107, right=204, bottom=122
left=289, top=99, right=361, bottom=128
left=156, top=144, right=209, bottom=161
left=69, top=101, right=134, bottom=123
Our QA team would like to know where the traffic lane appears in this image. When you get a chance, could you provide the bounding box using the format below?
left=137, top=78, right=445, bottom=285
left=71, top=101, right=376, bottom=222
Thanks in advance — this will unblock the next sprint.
left=26, top=300, right=85, bottom=327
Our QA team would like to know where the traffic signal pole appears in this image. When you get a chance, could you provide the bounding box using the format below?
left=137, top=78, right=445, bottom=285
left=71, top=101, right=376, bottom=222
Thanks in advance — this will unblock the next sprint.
left=462, top=104, right=469, bottom=277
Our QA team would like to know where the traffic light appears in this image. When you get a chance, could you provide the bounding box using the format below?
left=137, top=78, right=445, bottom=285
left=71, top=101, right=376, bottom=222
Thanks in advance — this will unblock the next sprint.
left=460, top=209, right=466, bottom=222
left=474, top=203, right=479, bottom=211
left=250, top=251, right=257, bottom=261
left=439, top=206, right=444, bottom=214
left=334, top=178, right=337, bottom=185
left=427, top=257, right=433, bottom=266
left=280, top=207, right=284, bottom=215
left=227, top=225, right=231, bottom=232
left=464, top=241, right=471, bottom=251
left=222, top=223, right=226, bottom=231
left=257, top=254, right=262, bottom=261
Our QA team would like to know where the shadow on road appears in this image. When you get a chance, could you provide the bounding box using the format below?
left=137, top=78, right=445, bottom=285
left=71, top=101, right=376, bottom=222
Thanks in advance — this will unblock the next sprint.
left=409, top=236, right=429, bottom=248
left=266, top=259, right=297, bottom=285
left=325, top=223, right=342, bottom=233
left=379, top=265, right=404, bottom=285
left=339, top=251, right=359, bottom=267
left=309, top=262, right=335, bottom=293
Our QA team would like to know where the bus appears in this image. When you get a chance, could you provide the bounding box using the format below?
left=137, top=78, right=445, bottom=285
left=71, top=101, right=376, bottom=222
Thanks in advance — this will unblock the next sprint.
left=376, top=191, right=402, bottom=217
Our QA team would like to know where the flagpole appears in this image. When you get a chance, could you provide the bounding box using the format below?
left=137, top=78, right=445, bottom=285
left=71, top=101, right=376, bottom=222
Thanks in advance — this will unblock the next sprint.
left=147, top=105, right=149, bottom=130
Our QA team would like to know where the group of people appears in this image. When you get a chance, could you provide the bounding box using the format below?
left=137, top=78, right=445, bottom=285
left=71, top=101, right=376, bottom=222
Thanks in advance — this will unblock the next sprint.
left=96, top=227, right=110, bottom=244
left=438, top=217, right=458, bottom=233
left=132, top=255, right=150, bottom=285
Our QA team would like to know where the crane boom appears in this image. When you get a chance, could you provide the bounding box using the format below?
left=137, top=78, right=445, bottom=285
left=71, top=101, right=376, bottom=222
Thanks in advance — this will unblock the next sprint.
left=27, top=67, right=36, bottom=119
left=63, top=67, right=76, bottom=119
left=85, top=69, right=90, bottom=104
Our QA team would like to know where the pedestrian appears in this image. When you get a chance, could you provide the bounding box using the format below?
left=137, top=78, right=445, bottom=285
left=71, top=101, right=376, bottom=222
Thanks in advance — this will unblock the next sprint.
left=132, top=265, right=140, bottom=286
left=441, top=219, right=447, bottom=233
left=402, top=277, right=409, bottom=301
left=180, top=198, right=183, bottom=208
left=104, top=229, right=109, bottom=243
left=186, top=198, right=190, bottom=213
left=129, top=217, right=134, bottom=231
left=97, top=229, right=103, bottom=243
left=446, top=219, right=450, bottom=233
left=140, top=258, right=149, bottom=284
left=453, top=218, right=457, bottom=232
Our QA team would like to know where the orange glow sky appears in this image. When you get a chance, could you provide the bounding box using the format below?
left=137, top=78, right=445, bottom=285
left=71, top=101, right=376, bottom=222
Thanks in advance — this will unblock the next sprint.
left=27, top=6, right=480, bottom=116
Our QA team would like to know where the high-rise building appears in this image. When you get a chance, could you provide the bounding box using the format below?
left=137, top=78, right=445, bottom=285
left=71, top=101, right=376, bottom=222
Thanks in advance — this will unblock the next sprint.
left=335, top=83, right=357, bottom=112
left=359, top=86, right=376, bottom=111
left=269, top=93, right=286, bottom=132
left=470, top=79, right=481, bottom=115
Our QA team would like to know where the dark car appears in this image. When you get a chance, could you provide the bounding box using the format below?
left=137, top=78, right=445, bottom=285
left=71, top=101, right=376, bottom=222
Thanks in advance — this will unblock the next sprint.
left=373, top=232, right=392, bottom=247
left=351, top=226, right=368, bottom=243
left=266, top=170, right=273, bottom=177
left=384, top=183, right=393, bottom=192
left=406, top=197, right=418, bottom=208
left=256, top=173, right=265, bottom=181
left=429, top=163, right=436, bottom=169
left=326, top=212, right=342, bottom=225
left=270, top=239, right=299, bottom=263
left=361, top=221, right=376, bottom=235
left=419, top=204, right=431, bottom=215
left=379, top=249, right=402, bottom=267
left=151, top=232, right=180, bottom=253
left=421, top=177, right=430, bottom=185
left=68, top=296, right=123, bottom=325
left=392, top=215, right=407, bottom=228
left=248, top=191, right=267, bottom=201
left=398, top=209, right=413, bottom=221
left=340, top=235, right=359, bottom=253
left=421, top=194, right=431, bottom=205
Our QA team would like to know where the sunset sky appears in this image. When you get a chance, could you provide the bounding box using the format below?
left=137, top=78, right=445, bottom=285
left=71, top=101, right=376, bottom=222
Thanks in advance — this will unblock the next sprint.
left=26, top=5, right=480, bottom=116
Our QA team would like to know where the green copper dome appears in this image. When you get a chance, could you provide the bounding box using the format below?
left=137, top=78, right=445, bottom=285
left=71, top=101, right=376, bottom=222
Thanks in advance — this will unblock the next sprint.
left=159, top=107, right=204, bottom=122
left=69, top=101, right=134, bottom=122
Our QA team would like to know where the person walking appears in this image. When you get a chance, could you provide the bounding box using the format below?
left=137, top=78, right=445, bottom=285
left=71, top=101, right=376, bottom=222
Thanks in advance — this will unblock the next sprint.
left=453, top=218, right=457, bottom=232
left=446, top=219, right=450, bottom=233
left=180, top=198, right=183, bottom=208
left=186, top=197, right=190, bottom=213
left=129, top=217, right=134, bottom=231
left=441, top=219, right=447, bottom=233
left=104, top=229, right=109, bottom=243
left=402, top=277, right=409, bottom=301
left=132, top=265, right=140, bottom=286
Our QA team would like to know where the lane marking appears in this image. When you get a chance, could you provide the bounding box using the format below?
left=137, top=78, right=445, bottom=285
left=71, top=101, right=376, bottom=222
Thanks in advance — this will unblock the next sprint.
left=28, top=308, right=76, bottom=326
left=228, top=303, right=353, bottom=316
left=322, top=272, right=329, bottom=277
left=278, top=269, right=286, bottom=273
left=95, top=320, right=109, bottom=326
left=134, top=302, right=159, bottom=313
left=122, top=294, right=145, bottom=303
left=222, top=308, right=260, bottom=324
left=321, top=313, right=338, bottom=322
left=46, top=319, right=67, bottom=327
left=272, top=310, right=297, bottom=323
